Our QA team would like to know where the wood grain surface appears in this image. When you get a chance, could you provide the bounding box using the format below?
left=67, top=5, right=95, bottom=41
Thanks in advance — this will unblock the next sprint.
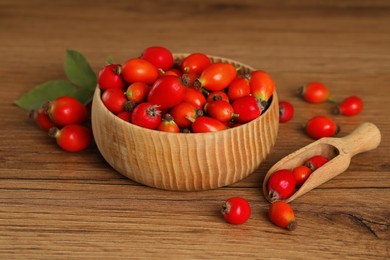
left=0, top=0, right=389, bottom=259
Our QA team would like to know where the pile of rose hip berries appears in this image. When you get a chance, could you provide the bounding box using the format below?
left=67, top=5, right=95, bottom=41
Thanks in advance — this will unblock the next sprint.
left=31, top=96, right=93, bottom=152
left=279, top=81, right=364, bottom=139
left=98, top=46, right=276, bottom=133
left=268, top=155, right=329, bottom=202
left=264, top=155, right=329, bottom=230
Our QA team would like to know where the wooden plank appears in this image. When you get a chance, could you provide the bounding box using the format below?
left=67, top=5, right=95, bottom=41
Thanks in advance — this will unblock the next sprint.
left=0, top=0, right=389, bottom=258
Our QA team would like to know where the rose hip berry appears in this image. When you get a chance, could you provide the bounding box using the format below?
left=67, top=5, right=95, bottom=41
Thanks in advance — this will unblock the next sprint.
left=31, top=107, right=56, bottom=131
left=299, top=82, right=330, bottom=103
left=232, top=96, right=261, bottom=123
left=116, top=111, right=132, bottom=123
left=268, top=201, right=297, bottom=231
left=334, top=96, right=363, bottom=116
left=183, top=87, right=207, bottom=109
left=305, top=155, right=329, bottom=171
left=141, top=46, right=174, bottom=71
left=157, top=113, right=180, bottom=133
left=148, top=75, right=187, bottom=110
left=228, top=76, right=250, bottom=102
left=121, top=58, right=159, bottom=84
left=171, top=102, right=203, bottom=128
left=207, top=91, right=229, bottom=103
left=43, top=96, right=88, bottom=126
left=305, top=115, right=339, bottom=139
left=125, top=82, right=150, bottom=104
left=131, top=102, right=162, bottom=130
left=181, top=72, right=199, bottom=89
left=267, top=169, right=296, bottom=202
left=181, top=53, right=211, bottom=74
left=292, top=165, right=312, bottom=187
left=221, top=197, right=251, bottom=225
left=194, top=62, right=237, bottom=91
left=101, top=88, right=128, bottom=114
left=205, top=100, right=238, bottom=123
left=279, top=101, right=294, bottom=123
left=48, top=124, right=92, bottom=152
left=249, top=70, right=275, bottom=103
left=98, top=64, right=125, bottom=91
left=190, top=116, right=227, bottom=133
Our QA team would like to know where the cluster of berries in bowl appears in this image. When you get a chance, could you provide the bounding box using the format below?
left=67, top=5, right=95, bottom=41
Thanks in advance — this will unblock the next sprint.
left=97, top=46, right=276, bottom=133
left=91, top=46, right=279, bottom=191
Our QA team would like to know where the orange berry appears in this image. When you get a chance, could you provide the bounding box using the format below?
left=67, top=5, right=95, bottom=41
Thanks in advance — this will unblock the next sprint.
left=268, top=201, right=296, bottom=231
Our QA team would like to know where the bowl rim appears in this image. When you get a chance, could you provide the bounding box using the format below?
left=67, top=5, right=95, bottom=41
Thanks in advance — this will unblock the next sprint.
left=93, top=54, right=278, bottom=136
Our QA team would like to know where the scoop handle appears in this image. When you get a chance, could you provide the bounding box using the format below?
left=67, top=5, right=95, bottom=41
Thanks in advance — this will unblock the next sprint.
left=341, top=122, right=381, bottom=157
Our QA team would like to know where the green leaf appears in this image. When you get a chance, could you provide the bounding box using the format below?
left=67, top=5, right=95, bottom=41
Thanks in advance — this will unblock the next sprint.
left=64, top=49, right=97, bottom=90
left=14, top=49, right=97, bottom=111
left=14, top=80, right=91, bottom=111
left=73, top=87, right=95, bottom=105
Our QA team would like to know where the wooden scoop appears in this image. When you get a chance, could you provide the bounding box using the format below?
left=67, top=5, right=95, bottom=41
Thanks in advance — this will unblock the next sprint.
left=263, top=122, right=381, bottom=203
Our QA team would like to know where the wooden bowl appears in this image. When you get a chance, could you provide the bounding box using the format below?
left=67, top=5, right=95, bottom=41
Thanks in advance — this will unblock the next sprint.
left=91, top=54, right=279, bottom=191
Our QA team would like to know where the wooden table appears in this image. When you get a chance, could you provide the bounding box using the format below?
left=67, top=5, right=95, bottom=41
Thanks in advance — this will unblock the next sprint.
left=1, top=0, right=389, bottom=258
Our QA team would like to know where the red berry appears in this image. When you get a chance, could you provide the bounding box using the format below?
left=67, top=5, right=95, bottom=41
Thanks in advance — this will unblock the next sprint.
left=267, top=169, right=296, bottom=202
left=181, top=53, right=211, bottom=74
left=148, top=75, right=187, bottom=110
left=305, top=155, right=329, bottom=171
left=183, top=87, right=207, bottom=109
left=195, top=63, right=237, bottom=91
left=207, top=91, right=229, bottom=103
left=101, top=88, right=127, bottom=114
left=170, top=102, right=202, bottom=128
left=31, top=107, right=56, bottom=131
left=125, top=82, right=150, bottom=104
left=221, top=197, right=251, bottom=225
left=299, top=82, right=330, bottom=103
left=292, top=165, right=312, bottom=187
left=131, top=102, right=162, bottom=130
left=305, top=116, right=339, bottom=139
left=205, top=100, right=237, bottom=123
left=249, top=70, right=276, bottom=102
left=279, top=101, right=294, bottom=123
left=268, top=201, right=296, bottom=231
left=228, top=76, right=250, bottom=101
left=181, top=72, right=199, bottom=88
left=48, top=124, right=92, bottom=152
left=121, top=58, right=159, bottom=84
left=335, top=96, right=363, bottom=116
left=43, top=96, right=88, bottom=127
left=141, top=46, right=174, bottom=71
left=98, top=64, right=125, bottom=91
left=190, top=116, right=227, bottom=133
left=157, top=114, right=180, bottom=133
left=116, top=111, right=132, bottom=122
left=232, top=96, right=261, bottom=123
